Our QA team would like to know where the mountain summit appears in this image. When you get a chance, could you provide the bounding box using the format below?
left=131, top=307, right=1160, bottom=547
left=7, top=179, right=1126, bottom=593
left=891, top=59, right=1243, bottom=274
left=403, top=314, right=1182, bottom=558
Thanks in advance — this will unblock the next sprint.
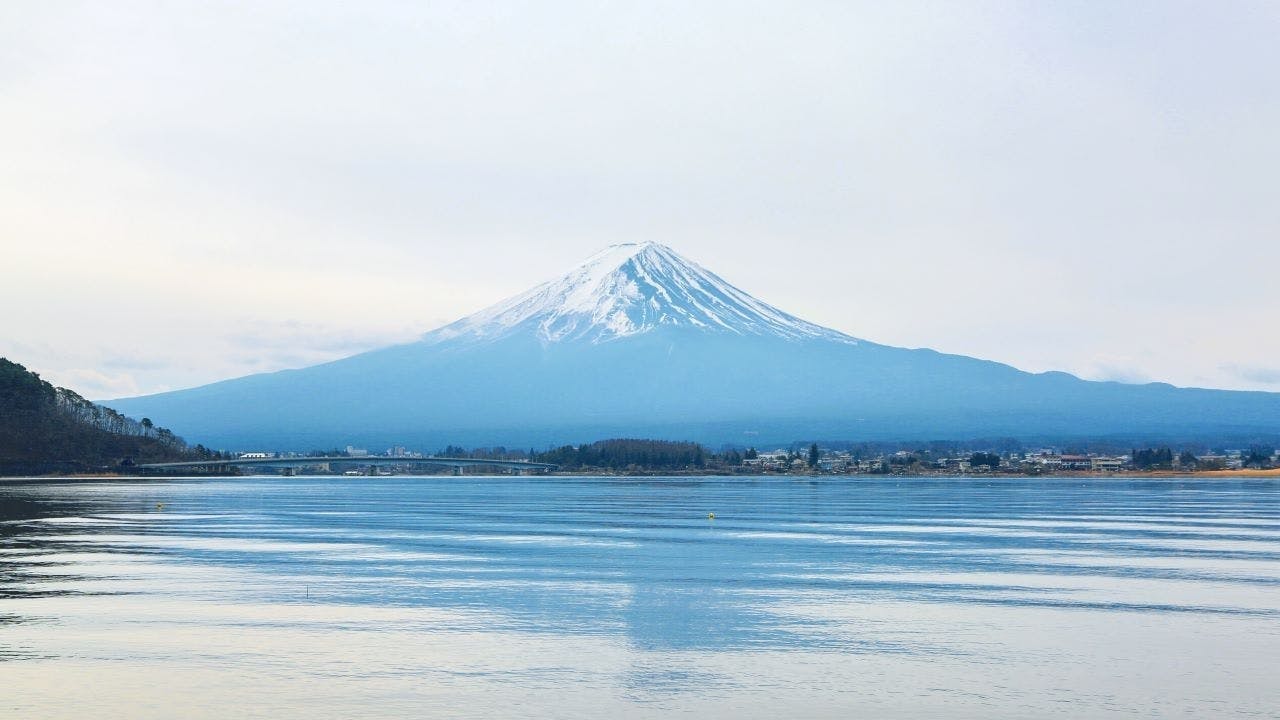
left=109, top=244, right=1280, bottom=450
left=427, top=242, right=855, bottom=346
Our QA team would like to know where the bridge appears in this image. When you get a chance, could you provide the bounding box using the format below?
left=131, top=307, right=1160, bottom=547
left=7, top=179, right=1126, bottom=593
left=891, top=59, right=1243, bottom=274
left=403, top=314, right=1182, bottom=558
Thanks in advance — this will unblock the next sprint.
left=133, top=456, right=558, bottom=476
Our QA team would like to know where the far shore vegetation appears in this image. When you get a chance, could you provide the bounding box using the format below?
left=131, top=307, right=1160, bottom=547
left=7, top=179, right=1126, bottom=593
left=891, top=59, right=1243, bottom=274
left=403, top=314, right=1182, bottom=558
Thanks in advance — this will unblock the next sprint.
left=465, top=439, right=1278, bottom=477
left=115, top=438, right=1278, bottom=478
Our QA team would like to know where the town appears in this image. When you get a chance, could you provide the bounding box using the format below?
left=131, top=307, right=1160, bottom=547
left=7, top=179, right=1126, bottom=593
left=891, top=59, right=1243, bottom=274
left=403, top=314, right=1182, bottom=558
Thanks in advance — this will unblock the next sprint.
left=220, top=440, right=1280, bottom=476
left=740, top=445, right=1275, bottom=475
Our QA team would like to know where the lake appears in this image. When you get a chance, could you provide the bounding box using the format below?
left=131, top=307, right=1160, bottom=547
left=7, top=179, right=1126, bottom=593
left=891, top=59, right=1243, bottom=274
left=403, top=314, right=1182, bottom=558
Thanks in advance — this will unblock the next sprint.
left=2, top=476, right=1278, bottom=718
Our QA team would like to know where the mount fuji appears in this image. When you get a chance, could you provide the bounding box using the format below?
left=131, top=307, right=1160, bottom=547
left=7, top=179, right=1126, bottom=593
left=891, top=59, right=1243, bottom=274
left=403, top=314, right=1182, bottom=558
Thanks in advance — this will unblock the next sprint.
left=109, top=243, right=1280, bottom=450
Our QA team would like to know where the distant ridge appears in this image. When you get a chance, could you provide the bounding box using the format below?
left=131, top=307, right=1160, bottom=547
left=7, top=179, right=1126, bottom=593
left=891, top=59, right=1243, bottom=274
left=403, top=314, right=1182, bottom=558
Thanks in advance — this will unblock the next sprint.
left=108, top=245, right=1280, bottom=450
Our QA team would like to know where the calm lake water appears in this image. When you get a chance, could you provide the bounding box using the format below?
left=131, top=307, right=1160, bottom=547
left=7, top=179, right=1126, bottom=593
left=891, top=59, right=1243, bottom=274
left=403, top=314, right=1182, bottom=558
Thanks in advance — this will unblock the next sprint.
left=2, top=476, right=1278, bottom=718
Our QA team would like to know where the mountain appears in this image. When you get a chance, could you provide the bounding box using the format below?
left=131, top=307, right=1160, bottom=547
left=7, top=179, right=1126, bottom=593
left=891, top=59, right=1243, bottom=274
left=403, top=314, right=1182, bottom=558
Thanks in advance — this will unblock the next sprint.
left=108, top=243, right=1280, bottom=450
left=425, top=243, right=855, bottom=346
left=0, top=358, right=218, bottom=475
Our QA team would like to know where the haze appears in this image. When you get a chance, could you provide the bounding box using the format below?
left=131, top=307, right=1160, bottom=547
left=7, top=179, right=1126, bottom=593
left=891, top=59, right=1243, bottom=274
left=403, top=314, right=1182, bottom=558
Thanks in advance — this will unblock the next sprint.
left=2, top=1, right=1277, bottom=399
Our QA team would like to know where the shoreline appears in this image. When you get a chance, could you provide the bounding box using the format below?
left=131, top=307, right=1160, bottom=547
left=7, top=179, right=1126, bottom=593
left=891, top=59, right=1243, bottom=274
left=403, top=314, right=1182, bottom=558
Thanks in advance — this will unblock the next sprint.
left=4, top=469, right=1280, bottom=480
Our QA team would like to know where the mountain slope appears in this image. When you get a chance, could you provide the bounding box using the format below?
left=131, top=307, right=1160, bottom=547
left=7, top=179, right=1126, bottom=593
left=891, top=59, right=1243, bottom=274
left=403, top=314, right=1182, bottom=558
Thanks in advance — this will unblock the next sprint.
left=0, top=358, right=217, bottom=474
left=108, top=244, right=1280, bottom=450
left=426, top=243, right=854, bottom=346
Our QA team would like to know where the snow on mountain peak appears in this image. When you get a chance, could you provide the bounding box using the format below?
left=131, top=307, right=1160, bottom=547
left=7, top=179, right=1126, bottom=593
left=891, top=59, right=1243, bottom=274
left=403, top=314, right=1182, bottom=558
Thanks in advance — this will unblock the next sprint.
left=425, top=242, right=858, bottom=346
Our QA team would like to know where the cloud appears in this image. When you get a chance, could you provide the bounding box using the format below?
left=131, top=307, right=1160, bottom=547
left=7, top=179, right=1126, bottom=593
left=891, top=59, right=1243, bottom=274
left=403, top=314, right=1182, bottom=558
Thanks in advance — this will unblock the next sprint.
left=1, top=2, right=1278, bottom=398
left=100, top=354, right=177, bottom=372
left=225, top=318, right=423, bottom=356
left=60, top=368, right=142, bottom=400
left=1222, top=365, right=1280, bottom=386
left=1077, top=357, right=1154, bottom=385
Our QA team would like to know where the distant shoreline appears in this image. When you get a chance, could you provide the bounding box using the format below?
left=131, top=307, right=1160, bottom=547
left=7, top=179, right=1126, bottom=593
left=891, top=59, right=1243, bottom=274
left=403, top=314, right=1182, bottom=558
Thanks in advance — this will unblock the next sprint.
left=551, top=468, right=1280, bottom=479
left=4, top=469, right=1280, bottom=481
left=1188, top=467, right=1280, bottom=478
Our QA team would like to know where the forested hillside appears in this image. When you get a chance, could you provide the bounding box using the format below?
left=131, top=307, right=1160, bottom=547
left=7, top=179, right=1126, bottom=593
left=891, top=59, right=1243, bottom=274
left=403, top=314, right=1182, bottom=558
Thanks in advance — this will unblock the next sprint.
left=534, top=439, right=708, bottom=471
left=0, top=358, right=219, bottom=475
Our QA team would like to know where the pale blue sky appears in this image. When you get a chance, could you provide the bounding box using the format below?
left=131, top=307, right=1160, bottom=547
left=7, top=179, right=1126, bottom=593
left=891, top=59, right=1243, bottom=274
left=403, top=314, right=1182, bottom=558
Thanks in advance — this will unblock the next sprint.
left=1, top=1, right=1277, bottom=398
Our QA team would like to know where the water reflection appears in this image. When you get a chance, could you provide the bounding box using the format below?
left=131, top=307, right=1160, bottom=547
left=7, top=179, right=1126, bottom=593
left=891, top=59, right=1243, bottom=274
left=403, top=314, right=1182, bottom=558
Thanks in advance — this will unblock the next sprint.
left=1, top=476, right=1278, bottom=718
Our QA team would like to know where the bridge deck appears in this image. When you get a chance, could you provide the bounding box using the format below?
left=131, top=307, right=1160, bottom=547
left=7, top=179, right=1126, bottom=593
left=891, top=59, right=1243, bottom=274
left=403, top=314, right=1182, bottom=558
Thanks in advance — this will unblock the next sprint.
left=135, top=456, right=557, bottom=471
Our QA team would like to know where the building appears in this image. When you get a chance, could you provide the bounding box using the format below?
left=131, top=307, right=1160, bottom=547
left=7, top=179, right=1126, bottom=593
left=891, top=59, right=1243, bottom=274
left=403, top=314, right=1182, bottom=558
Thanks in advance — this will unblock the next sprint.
left=1091, top=457, right=1125, bottom=471
left=1059, top=455, right=1093, bottom=471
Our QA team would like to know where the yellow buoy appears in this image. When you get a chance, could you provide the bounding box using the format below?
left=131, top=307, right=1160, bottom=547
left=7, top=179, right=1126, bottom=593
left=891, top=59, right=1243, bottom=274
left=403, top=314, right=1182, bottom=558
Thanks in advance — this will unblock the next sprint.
left=155, top=502, right=165, bottom=510
left=707, top=512, right=715, bottom=520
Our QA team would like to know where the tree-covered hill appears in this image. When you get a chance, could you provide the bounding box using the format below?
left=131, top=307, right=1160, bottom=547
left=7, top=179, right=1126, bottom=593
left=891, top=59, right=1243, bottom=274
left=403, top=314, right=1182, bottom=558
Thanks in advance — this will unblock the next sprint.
left=534, top=439, right=708, bottom=471
left=0, top=358, right=220, bottom=475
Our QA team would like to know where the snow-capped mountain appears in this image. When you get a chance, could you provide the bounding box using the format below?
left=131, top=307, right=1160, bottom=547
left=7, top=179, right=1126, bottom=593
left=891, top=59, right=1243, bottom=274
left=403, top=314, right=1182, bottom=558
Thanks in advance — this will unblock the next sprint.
left=108, top=244, right=1280, bottom=450
left=426, top=242, right=855, bottom=346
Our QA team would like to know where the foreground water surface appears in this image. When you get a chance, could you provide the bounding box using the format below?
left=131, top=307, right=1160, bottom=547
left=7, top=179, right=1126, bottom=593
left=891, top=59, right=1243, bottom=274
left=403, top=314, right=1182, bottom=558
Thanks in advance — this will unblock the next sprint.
left=2, top=476, right=1278, bottom=718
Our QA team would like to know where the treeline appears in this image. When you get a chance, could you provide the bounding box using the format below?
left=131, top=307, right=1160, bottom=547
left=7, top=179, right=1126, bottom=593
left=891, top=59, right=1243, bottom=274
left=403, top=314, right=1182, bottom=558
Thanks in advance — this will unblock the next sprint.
left=435, top=439, right=722, bottom=471
left=534, top=439, right=708, bottom=470
left=1130, top=446, right=1275, bottom=470
left=0, top=358, right=222, bottom=475
left=437, top=445, right=531, bottom=461
left=969, top=452, right=1001, bottom=468
left=1131, top=447, right=1175, bottom=470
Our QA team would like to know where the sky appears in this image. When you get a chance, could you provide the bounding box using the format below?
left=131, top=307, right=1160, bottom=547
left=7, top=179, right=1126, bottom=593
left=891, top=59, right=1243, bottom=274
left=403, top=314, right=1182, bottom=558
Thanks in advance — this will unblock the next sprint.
left=2, top=1, right=1278, bottom=400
